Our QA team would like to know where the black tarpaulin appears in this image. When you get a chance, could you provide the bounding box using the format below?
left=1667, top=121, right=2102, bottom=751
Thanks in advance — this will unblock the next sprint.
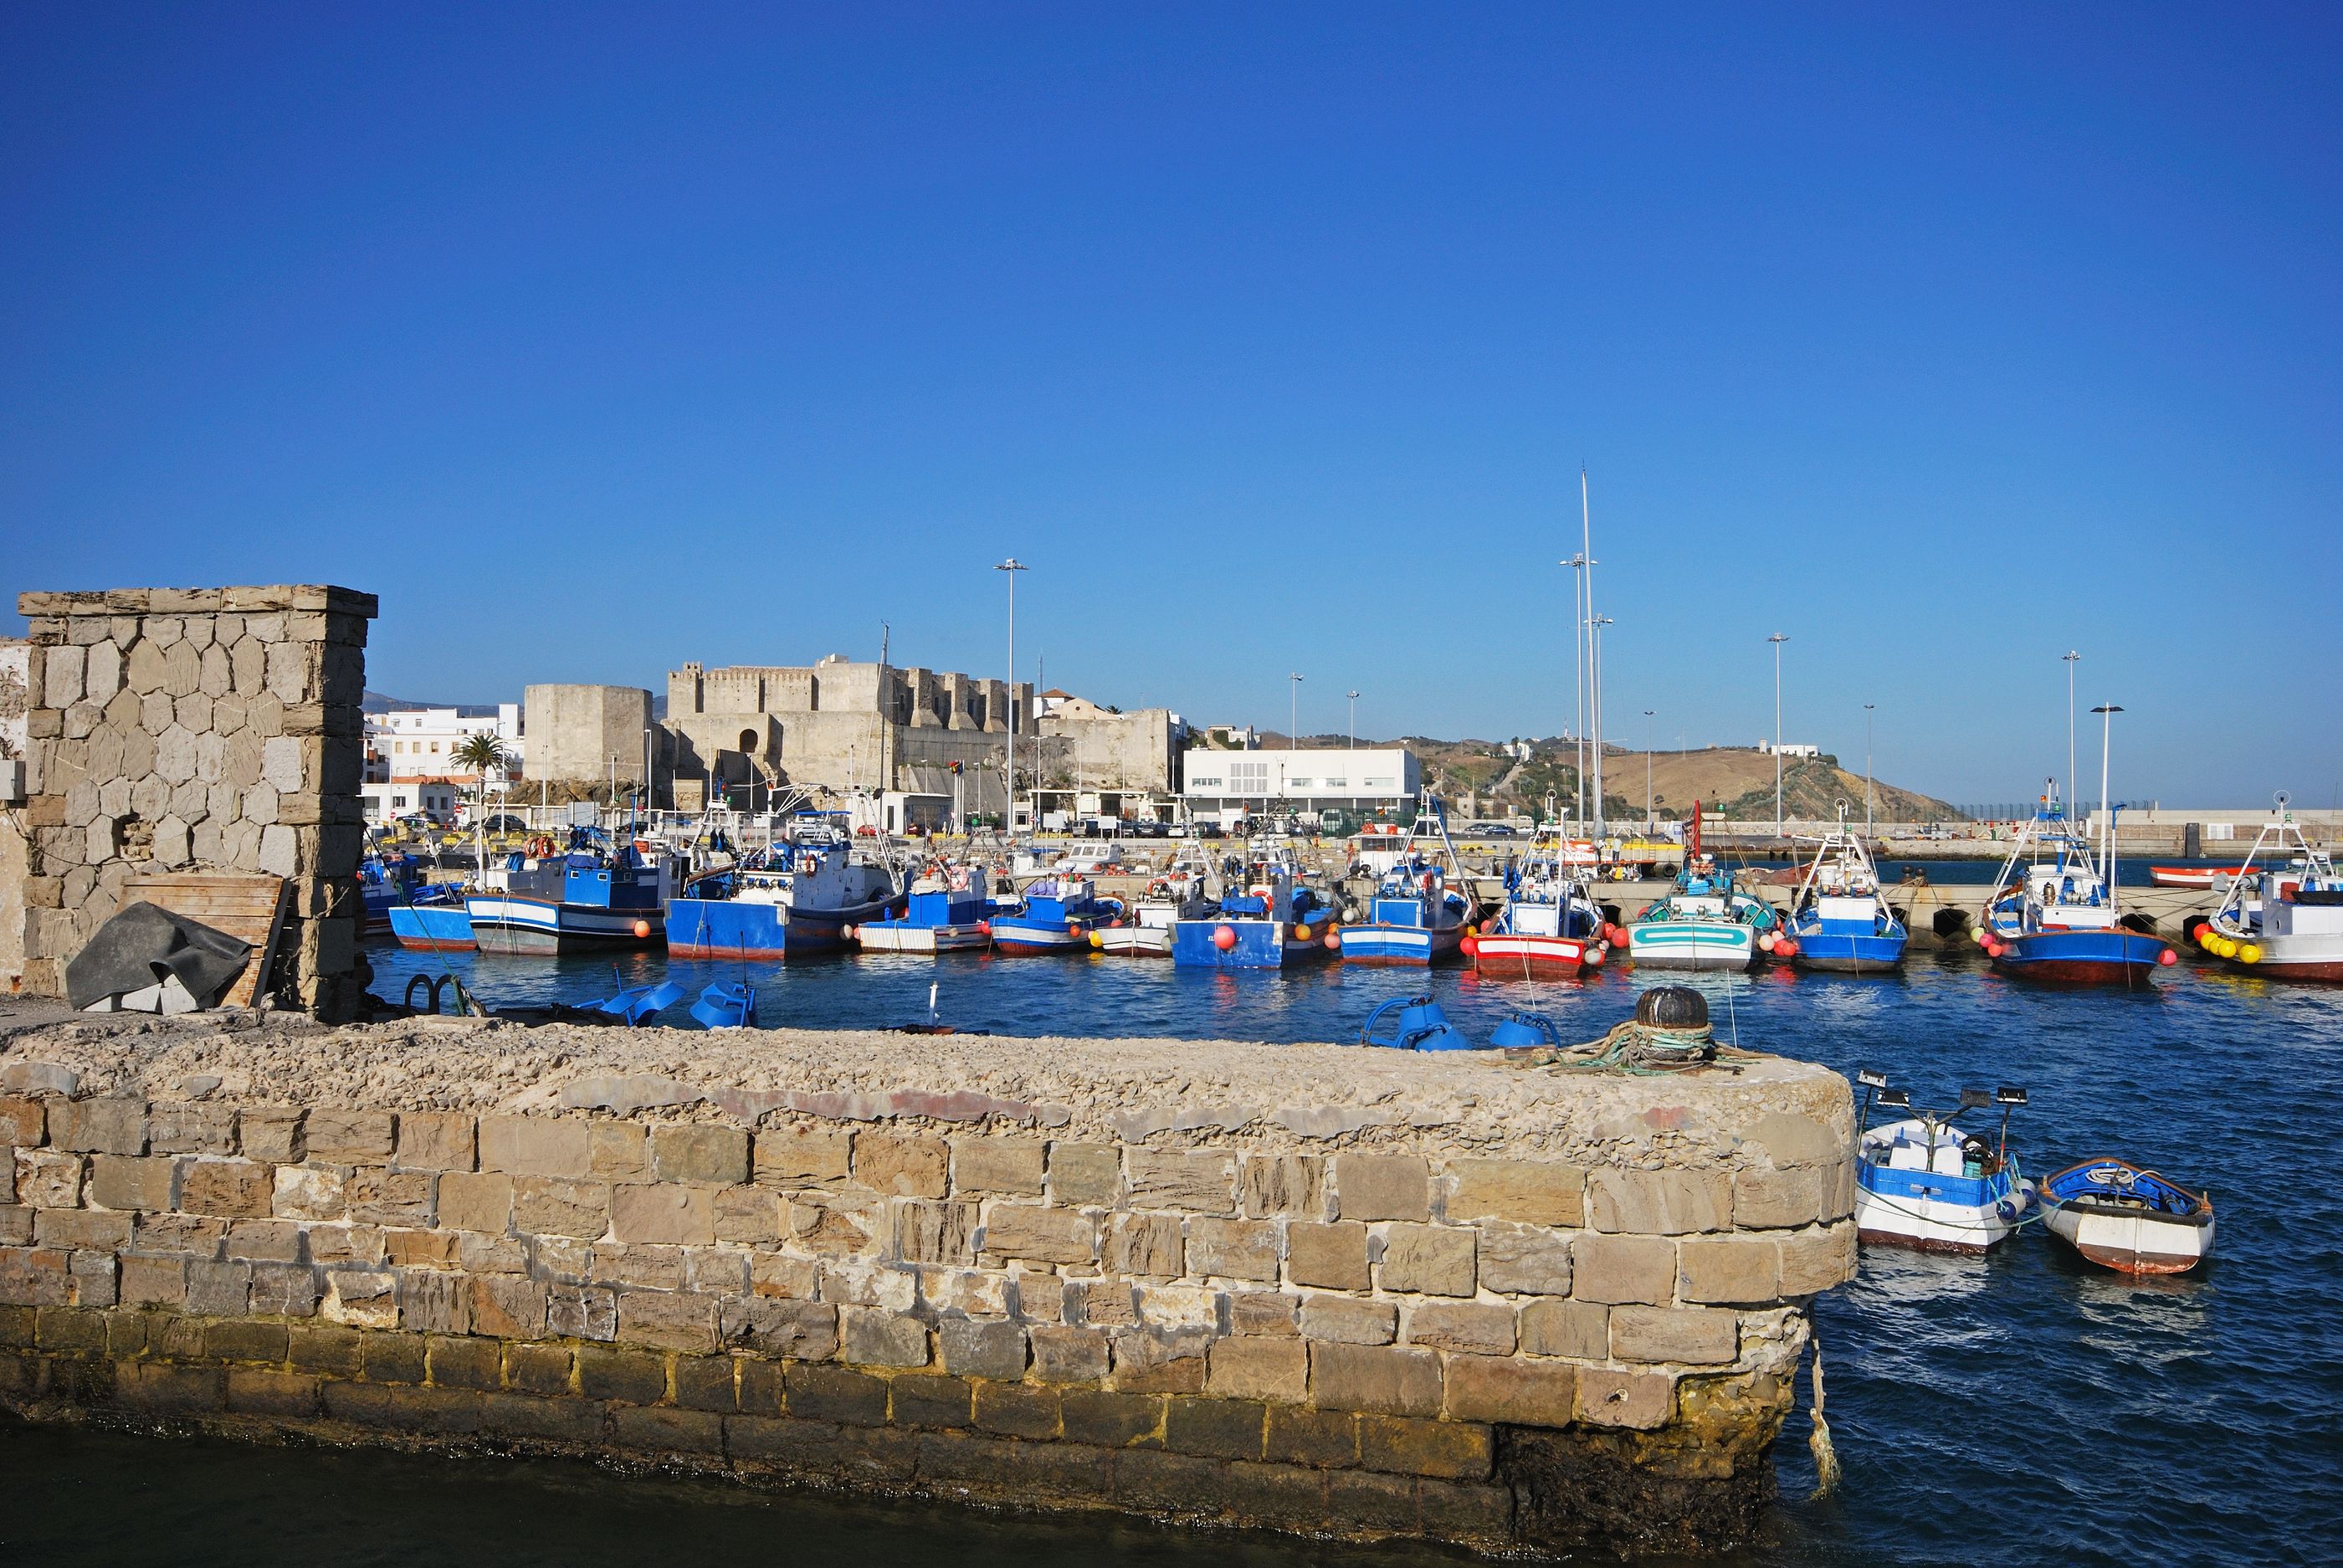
left=64, top=901, right=252, bottom=1011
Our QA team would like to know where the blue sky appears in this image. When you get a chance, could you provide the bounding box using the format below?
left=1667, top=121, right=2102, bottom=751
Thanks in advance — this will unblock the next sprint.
left=4, top=5, right=2338, bottom=807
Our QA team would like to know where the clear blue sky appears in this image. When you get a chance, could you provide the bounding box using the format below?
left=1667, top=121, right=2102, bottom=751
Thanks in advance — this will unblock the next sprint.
left=5, top=5, right=2338, bottom=807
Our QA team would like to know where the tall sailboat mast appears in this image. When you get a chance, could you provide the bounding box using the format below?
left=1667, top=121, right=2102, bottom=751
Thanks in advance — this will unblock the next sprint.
left=1582, top=469, right=1603, bottom=839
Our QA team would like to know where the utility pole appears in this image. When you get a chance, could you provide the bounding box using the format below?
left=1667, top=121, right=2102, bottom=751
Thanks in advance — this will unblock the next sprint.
left=2062, top=651, right=2081, bottom=820
left=1289, top=673, right=1304, bottom=751
left=995, top=559, right=1027, bottom=835
left=1767, top=633, right=1790, bottom=838
left=1346, top=689, right=1359, bottom=750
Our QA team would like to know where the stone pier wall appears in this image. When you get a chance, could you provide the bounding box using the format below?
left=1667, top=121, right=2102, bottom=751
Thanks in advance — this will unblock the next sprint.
left=3, top=587, right=377, bottom=1013
left=0, top=1018, right=1856, bottom=1555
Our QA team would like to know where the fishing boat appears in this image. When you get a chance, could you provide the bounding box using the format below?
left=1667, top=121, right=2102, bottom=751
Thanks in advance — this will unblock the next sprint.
left=1853, top=1074, right=2032, bottom=1254
left=1172, top=856, right=1340, bottom=968
left=2035, top=1157, right=2214, bottom=1275
left=1784, top=811, right=1908, bottom=973
left=468, top=831, right=676, bottom=956
left=1467, top=851, right=1612, bottom=978
left=2197, top=797, right=2343, bottom=981
left=988, top=874, right=1120, bottom=956
left=1338, top=798, right=1474, bottom=966
left=1095, top=867, right=1208, bottom=958
left=664, top=827, right=896, bottom=960
left=857, top=863, right=995, bottom=953
left=1977, top=799, right=2171, bottom=986
left=388, top=902, right=476, bottom=952
left=1626, top=852, right=1775, bottom=970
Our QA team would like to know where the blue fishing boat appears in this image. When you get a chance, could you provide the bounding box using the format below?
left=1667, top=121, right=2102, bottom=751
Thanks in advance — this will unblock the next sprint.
left=858, top=863, right=997, bottom=953
left=666, top=828, right=897, bottom=960
left=1337, top=799, right=1474, bottom=966
left=1785, top=812, right=1908, bottom=972
left=1979, top=791, right=2171, bottom=986
left=988, top=874, right=1120, bottom=956
left=1172, top=857, right=1339, bottom=968
left=387, top=902, right=475, bottom=952
left=469, top=830, right=674, bottom=956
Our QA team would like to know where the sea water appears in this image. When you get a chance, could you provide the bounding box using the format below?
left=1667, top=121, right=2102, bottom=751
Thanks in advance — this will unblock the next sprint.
left=12, top=941, right=2338, bottom=1568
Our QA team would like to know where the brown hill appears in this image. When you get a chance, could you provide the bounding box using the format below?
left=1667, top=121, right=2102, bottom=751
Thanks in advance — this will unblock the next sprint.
left=1264, top=735, right=1961, bottom=822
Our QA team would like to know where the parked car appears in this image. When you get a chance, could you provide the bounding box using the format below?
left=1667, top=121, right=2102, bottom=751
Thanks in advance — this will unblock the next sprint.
left=479, top=815, right=527, bottom=836
left=1467, top=822, right=1516, bottom=837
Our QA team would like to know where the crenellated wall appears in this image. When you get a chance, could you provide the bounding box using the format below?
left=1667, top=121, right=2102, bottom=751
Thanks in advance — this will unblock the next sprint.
left=0, top=1017, right=1856, bottom=1555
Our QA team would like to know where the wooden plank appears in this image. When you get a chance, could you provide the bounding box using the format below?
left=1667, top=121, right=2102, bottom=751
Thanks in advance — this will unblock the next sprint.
left=126, top=874, right=290, bottom=1008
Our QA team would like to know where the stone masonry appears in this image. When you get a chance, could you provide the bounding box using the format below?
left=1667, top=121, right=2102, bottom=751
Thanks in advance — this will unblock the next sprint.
left=0, top=1015, right=1857, bottom=1555
left=3, top=587, right=377, bottom=1015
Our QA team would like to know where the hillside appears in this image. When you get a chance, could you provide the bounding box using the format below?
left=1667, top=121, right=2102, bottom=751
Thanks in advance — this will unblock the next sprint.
left=1264, top=734, right=1961, bottom=822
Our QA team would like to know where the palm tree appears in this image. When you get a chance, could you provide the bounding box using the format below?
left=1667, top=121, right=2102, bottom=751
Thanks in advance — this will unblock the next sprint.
left=450, top=732, right=510, bottom=828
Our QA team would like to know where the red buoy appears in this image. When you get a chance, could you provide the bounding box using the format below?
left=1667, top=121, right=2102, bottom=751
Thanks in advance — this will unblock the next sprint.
left=2157, top=947, right=2178, bottom=966
left=1459, top=935, right=1479, bottom=956
left=1773, top=938, right=1797, bottom=960
left=1213, top=925, right=1238, bottom=951
left=976, top=920, right=991, bottom=936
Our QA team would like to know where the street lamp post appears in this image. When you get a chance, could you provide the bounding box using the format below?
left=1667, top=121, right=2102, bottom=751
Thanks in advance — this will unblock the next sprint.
left=1590, top=614, right=1611, bottom=837
left=1864, top=704, right=1875, bottom=834
left=1643, top=710, right=1654, bottom=831
left=2092, top=702, right=2124, bottom=873
left=1767, top=633, right=1790, bottom=837
left=2063, top=651, right=2081, bottom=820
left=996, top=559, right=1027, bottom=835
left=1288, top=673, right=1304, bottom=751
left=1346, top=689, right=1359, bottom=750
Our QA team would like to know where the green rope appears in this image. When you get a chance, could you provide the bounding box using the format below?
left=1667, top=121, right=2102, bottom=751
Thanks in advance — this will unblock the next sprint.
left=1516, top=1018, right=1751, bottom=1075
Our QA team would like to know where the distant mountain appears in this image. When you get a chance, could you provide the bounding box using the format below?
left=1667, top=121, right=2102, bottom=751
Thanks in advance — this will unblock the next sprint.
left=361, top=690, right=501, bottom=717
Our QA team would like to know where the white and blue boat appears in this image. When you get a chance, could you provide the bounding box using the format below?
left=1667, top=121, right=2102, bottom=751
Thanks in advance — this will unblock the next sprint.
left=1626, top=852, right=1775, bottom=970
left=1172, top=858, right=1340, bottom=968
left=1853, top=1074, right=2032, bottom=1254
left=1470, top=852, right=1612, bottom=978
left=1978, top=797, right=2171, bottom=986
left=988, top=874, right=1120, bottom=956
left=858, top=863, right=997, bottom=953
left=1785, top=812, right=1908, bottom=973
left=469, top=833, right=676, bottom=956
left=1338, top=800, right=1474, bottom=966
left=388, top=902, right=475, bottom=952
left=667, top=829, right=897, bottom=960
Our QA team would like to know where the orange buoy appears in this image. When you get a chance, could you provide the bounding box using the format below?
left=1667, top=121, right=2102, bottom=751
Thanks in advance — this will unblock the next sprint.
left=1459, top=935, right=1478, bottom=956
left=1213, top=925, right=1238, bottom=951
left=632, top=920, right=651, bottom=939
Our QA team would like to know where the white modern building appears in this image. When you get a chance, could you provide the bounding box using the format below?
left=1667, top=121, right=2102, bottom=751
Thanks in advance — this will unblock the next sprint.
left=1757, top=740, right=1821, bottom=759
left=361, top=780, right=459, bottom=825
left=1180, top=746, right=1421, bottom=820
left=367, top=704, right=525, bottom=784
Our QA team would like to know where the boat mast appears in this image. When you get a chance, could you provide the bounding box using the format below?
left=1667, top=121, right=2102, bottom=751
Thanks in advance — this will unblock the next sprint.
left=2093, top=703, right=2123, bottom=900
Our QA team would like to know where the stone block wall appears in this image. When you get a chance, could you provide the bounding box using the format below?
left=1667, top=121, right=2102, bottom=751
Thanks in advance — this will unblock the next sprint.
left=0, top=1039, right=1856, bottom=1555
left=4, top=587, right=377, bottom=1012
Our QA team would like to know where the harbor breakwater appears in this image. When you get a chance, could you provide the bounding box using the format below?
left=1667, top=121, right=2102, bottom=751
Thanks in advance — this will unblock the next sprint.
left=0, top=1012, right=1855, bottom=1555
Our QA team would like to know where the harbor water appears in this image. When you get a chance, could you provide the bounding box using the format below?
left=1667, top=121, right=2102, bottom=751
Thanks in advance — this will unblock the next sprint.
left=15, top=940, right=2340, bottom=1568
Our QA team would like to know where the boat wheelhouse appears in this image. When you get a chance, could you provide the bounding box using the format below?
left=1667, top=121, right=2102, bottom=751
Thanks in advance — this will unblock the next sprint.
left=857, top=863, right=995, bottom=954
left=989, top=874, right=1120, bottom=956
left=469, top=833, right=676, bottom=956
left=1625, top=853, right=1771, bottom=970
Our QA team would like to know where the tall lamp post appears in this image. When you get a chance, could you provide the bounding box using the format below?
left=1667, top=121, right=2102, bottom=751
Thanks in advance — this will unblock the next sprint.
left=1767, top=633, right=1790, bottom=837
left=1643, top=710, right=1655, bottom=832
left=1288, top=673, right=1305, bottom=751
left=2092, top=703, right=2124, bottom=872
left=1864, top=703, right=1876, bottom=834
left=1590, top=615, right=1612, bottom=837
left=996, top=559, right=1027, bottom=835
left=2062, top=651, right=2081, bottom=820
left=1346, top=689, right=1359, bottom=750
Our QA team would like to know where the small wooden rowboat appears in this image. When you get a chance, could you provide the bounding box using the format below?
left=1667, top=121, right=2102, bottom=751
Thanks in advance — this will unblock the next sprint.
left=2036, top=1158, right=2214, bottom=1275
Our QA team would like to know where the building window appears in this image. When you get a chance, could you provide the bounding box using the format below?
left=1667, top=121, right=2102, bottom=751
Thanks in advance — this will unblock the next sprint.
left=1231, top=761, right=1269, bottom=792
left=1366, top=776, right=1394, bottom=787
left=1325, top=778, right=1346, bottom=789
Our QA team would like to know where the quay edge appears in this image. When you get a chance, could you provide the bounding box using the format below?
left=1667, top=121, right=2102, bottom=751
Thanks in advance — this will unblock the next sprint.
left=0, top=1012, right=1857, bottom=1557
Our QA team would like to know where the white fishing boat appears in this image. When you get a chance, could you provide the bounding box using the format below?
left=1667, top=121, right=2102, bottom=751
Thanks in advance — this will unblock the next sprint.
left=2035, top=1158, right=2214, bottom=1276
left=1095, top=866, right=1208, bottom=957
left=1469, top=850, right=1612, bottom=978
left=1852, top=1074, right=2032, bottom=1254
left=2197, top=795, right=2343, bottom=981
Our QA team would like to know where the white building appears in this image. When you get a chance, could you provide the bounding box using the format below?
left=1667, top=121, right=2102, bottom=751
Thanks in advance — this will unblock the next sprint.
left=361, top=780, right=459, bottom=825
left=1757, top=740, right=1821, bottom=759
left=367, top=704, right=525, bottom=784
left=1181, top=746, right=1420, bottom=820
